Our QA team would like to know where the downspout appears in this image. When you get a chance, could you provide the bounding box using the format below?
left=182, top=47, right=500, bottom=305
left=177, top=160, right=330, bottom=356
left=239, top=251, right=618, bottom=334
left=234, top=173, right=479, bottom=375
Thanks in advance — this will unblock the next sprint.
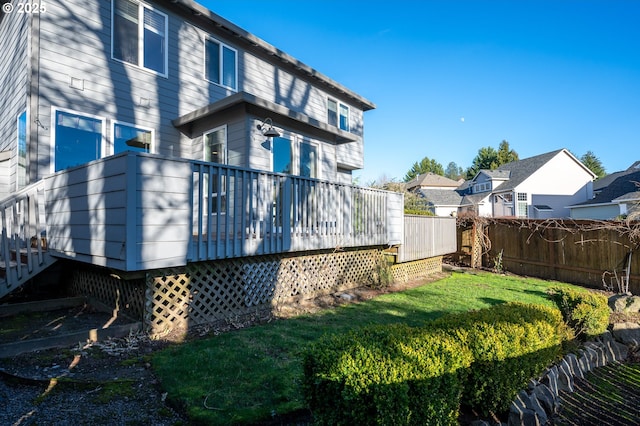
left=27, top=11, right=40, bottom=184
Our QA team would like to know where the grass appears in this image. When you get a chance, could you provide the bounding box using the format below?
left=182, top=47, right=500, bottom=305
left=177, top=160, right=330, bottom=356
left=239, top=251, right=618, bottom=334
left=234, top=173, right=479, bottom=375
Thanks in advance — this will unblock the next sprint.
left=151, top=271, right=579, bottom=425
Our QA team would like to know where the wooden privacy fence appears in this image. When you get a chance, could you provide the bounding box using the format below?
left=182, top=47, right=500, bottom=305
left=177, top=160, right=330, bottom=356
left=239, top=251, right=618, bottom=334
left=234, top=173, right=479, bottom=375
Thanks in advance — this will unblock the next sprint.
left=462, top=218, right=640, bottom=294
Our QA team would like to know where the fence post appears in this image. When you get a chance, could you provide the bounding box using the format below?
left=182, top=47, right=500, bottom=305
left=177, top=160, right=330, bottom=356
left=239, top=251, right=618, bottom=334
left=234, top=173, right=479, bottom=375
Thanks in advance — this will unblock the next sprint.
left=471, top=221, right=483, bottom=268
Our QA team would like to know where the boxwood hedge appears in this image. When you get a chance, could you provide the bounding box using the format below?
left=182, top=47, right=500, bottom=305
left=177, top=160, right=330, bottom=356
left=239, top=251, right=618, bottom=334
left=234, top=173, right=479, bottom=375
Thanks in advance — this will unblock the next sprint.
left=302, top=302, right=571, bottom=424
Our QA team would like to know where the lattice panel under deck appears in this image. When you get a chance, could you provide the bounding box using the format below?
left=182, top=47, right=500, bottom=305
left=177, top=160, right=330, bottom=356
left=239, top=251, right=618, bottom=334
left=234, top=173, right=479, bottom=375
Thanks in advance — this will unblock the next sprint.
left=146, top=249, right=383, bottom=334
left=391, top=256, right=442, bottom=283
left=70, top=270, right=145, bottom=321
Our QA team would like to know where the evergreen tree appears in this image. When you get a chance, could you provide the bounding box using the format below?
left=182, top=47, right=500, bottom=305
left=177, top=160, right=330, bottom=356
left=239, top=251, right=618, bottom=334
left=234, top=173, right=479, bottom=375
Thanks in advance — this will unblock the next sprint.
left=445, top=162, right=464, bottom=180
left=497, top=140, right=519, bottom=165
left=580, top=151, right=606, bottom=179
left=404, top=157, right=445, bottom=182
left=465, top=141, right=520, bottom=179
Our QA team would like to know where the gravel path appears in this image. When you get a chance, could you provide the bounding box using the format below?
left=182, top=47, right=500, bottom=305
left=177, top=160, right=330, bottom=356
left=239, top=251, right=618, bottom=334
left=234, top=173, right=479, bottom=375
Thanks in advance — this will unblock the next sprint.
left=0, top=335, right=186, bottom=425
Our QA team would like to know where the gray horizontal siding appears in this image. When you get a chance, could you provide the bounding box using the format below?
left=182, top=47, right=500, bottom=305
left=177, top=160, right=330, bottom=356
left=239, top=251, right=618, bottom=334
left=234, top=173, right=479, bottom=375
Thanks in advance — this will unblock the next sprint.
left=0, top=11, right=29, bottom=193
left=34, top=0, right=367, bottom=182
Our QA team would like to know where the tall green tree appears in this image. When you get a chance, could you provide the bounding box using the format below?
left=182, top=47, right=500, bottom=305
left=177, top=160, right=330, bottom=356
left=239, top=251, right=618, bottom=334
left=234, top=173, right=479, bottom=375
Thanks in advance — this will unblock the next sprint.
left=497, top=140, right=519, bottom=165
left=465, top=141, right=520, bottom=179
left=465, top=147, right=498, bottom=179
left=404, top=157, right=445, bottom=182
left=580, top=151, right=606, bottom=179
left=445, top=162, right=464, bottom=180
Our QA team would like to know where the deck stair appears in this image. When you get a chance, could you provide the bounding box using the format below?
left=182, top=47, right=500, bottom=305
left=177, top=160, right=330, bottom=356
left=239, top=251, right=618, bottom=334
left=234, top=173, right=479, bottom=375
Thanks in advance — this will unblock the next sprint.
left=0, top=180, right=56, bottom=300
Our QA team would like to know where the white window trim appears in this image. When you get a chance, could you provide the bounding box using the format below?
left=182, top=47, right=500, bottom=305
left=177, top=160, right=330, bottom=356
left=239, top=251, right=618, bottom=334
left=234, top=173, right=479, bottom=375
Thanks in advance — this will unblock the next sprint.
left=16, top=109, right=28, bottom=190
left=111, top=0, right=169, bottom=78
left=202, top=125, right=228, bottom=163
left=327, top=98, right=350, bottom=132
left=298, top=138, right=321, bottom=179
left=271, top=133, right=292, bottom=175
left=203, top=35, right=238, bottom=91
left=110, top=120, right=155, bottom=156
left=50, top=107, right=107, bottom=174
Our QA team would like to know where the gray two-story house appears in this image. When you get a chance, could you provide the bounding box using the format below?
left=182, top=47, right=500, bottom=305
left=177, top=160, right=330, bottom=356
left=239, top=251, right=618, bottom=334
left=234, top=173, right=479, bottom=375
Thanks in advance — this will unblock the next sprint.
left=1, top=0, right=373, bottom=191
left=0, top=0, right=457, bottom=334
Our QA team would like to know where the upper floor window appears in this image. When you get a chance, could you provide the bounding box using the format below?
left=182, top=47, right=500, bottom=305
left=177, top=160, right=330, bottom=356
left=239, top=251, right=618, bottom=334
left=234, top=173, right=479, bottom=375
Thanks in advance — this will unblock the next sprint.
left=112, top=0, right=168, bottom=76
left=327, top=98, right=349, bottom=132
left=205, top=37, right=237, bottom=90
left=113, top=122, right=153, bottom=154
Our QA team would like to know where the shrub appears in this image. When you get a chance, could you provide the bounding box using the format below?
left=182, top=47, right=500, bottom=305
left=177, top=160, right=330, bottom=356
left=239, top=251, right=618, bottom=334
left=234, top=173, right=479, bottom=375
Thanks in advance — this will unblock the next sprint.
left=302, top=303, right=570, bottom=422
left=547, top=286, right=610, bottom=339
left=431, top=302, right=569, bottom=415
left=302, top=324, right=472, bottom=425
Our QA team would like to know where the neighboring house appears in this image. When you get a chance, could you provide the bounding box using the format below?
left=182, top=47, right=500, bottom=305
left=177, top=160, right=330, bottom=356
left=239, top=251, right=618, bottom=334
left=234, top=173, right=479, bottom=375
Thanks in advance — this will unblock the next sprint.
left=405, top=172, right=462, bottom=191
left=457, top=149, right=595, bottom=218
left=568, top=164, right=640, bottom=220
left=0, top=0, right=456, bottom=331
left=404, top=173, right=463, bottom=216
left=417, top=188, right=462, bottom=217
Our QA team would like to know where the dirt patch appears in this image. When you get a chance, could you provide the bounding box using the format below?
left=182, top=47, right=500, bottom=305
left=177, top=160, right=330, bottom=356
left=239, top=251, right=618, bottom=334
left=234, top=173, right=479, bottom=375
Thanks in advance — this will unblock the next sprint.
left=0, top=304, right=130, bottom=345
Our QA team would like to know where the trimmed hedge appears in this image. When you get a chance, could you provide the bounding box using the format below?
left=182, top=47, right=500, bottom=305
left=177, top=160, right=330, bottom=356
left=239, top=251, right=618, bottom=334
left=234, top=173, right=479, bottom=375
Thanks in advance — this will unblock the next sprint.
left=547, top=286, right=610, bottom=339
left=431, top=302, right=569, bottom=415
left=302, top=324, right=472, bottom=425
left=302, top=303, right=569, bottom=424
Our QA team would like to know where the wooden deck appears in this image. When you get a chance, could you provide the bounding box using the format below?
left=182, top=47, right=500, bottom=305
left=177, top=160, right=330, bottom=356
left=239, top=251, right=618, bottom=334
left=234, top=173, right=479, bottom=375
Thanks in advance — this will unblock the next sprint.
left=42, top=152, right=404, bottom=271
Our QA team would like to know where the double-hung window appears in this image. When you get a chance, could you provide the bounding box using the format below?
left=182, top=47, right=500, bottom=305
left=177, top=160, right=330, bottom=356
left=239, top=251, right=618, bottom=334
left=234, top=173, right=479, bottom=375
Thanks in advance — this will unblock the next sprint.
left=204, top=37, right=237, bottom=90
left=327, top=99, right=349, bottom=132
left=112, top=0, right=168, bottom=76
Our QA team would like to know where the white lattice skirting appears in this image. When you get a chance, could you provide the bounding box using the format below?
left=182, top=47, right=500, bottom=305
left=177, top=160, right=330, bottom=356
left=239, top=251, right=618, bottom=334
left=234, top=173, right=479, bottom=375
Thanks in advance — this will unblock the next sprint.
left=70, top=250, right=442, bottom=335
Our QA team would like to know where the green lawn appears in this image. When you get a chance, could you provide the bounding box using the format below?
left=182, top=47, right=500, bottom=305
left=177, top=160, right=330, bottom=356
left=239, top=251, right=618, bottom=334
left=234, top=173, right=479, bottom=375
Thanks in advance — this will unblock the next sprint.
left=152, top=271, right=578, bottom=425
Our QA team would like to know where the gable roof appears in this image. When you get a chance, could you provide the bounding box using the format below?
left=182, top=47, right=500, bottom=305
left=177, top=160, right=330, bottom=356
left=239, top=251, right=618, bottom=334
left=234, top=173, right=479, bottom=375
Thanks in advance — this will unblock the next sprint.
left=418, top=188, right=463, bottom=206
left=572, top=170, right=640, bottom=207
left=170, top=0, right=375, bottom=111
left=594, top=160, right=640, bottom=192
left=406, top=173, right=461, bottom=190
left=483, top=148, right=595, bottom=192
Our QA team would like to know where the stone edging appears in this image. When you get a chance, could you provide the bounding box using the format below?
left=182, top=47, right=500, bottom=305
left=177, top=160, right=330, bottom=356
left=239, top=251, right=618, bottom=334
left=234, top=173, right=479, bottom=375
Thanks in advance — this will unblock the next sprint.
left=507, top=331, right=629, bottom=426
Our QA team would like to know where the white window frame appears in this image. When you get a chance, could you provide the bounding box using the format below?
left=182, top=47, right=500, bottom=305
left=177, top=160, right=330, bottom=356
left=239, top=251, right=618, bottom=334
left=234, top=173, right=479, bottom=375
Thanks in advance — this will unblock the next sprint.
left=16, top=109, right=27, bottom=190
left=111, top=120, right=155, bottom=156
left=203, top=125, right=228, bottom=164
left=298, top=139, right=320, bottom=179
left=111, top=0, right=169, bottom=77
left=327, top=98, right=350, bottom=132
left=271, top=134, right=293, bottom=175
left=516, top=192, right=528, bottom=217
left=50, top=107, right=106, bottom=173
left=203, top=35, right=238, bottom=91
left=203, top=125, right=228, bottom=215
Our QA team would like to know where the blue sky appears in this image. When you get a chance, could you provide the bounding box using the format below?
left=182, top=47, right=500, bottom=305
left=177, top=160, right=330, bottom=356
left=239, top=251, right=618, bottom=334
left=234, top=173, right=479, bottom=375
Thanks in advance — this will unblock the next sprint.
left=203, top=0, right=640, bottom=184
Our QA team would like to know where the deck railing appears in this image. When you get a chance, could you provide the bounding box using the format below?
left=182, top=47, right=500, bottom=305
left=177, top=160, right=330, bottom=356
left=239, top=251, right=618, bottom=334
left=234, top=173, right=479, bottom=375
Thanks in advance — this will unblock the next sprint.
left=397, top=215, right=457, bottom=263
left=190, top=161, right=398, bottom=260
left=0, top=180, right=52, bottom=299
left=42, top=153, right=403, bottom=271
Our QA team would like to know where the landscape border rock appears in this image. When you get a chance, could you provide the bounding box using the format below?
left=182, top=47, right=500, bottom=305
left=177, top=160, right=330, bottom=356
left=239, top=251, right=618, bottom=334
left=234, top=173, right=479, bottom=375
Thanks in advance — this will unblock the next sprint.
left=507, top=331, right=632, bottom=426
